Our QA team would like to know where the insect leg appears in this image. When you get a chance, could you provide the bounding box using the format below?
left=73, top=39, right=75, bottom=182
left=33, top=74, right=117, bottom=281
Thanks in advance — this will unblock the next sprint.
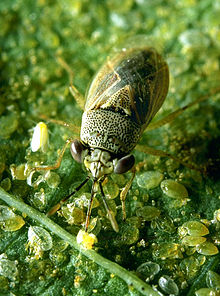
left=136, top=144, right=204, bottom=172
left=27, top=138, right=73, bottom=186
left=85, top=181, right=96, bottom=232
left=69, top=84, right=85, bottom=111
left=38, top=114, right=80, bottom=134
left=99, top=182, right=119, bottom=232
left=144, top=87, right=220, bottom=132
left=56, top=56, right=85, bottom=110
left=120, top=166, right=136, bottom=221
left=47, top=176, right=90, bottom=216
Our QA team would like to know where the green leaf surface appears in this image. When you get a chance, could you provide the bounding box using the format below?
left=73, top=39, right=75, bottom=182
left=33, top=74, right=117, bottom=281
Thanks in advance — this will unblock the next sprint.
left=0, top=1, right=220, bottom=295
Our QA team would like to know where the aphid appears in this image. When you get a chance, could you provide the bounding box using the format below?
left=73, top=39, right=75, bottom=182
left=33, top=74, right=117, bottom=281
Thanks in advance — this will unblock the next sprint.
left=160, top=179, right=188, bottom=199
left=0, top=254, right=18, bottom=281
left=27, top=226, right=53, bottom=259
left=196, top=241, right=219, bottom=256
left=29, top=41, right=219, bottom=233
left=206, top=270, right=220, bottom=289
left=158, top=275, right=179, bottom=295
left=136, top=261, right=160, bottom=282
left=181, top=236, right=206, bottom=247
left=0, top=205, right=25, bottom=231
left=178, top=221, right=209, bottom=237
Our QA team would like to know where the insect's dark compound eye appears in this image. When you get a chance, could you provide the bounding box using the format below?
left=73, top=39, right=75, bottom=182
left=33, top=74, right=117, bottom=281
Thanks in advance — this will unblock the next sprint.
left=114, top=154, right=135, bottom=174
left=70, top=140, right=85, bottom=163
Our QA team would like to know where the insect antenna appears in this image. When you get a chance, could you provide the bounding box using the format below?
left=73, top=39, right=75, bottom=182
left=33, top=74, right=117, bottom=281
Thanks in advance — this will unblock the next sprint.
left=47, top=176, right=90, bottom=216
left=99, top=182, right=119, bottom=232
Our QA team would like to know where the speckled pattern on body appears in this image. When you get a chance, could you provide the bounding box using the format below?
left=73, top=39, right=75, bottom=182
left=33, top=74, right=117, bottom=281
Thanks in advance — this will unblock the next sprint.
left=80, top=109, right=141, bottom=155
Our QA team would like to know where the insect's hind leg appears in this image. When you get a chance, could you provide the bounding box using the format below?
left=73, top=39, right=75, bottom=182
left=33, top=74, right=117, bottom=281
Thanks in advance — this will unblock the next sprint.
left=144, top=87, right=220, bottom=132
left=56, top=56, right=85, bottom=110
left=37, top=55, right=85, bottom=134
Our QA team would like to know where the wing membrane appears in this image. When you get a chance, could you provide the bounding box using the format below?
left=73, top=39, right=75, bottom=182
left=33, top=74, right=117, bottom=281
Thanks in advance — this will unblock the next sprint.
left=85, top=46, right=169, bottom=131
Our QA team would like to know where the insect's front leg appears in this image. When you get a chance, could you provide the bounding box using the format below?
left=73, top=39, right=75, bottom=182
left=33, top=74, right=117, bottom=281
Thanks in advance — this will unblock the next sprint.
left=27, top=138, right=73, bottom=186
left=120, top=166, right=136, bottom=221
left=100, top=182, right=119, bottom=232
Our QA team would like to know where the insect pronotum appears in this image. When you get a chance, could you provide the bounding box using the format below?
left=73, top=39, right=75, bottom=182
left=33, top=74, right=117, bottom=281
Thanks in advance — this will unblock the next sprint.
left=29, top=43, right=219, bottom=233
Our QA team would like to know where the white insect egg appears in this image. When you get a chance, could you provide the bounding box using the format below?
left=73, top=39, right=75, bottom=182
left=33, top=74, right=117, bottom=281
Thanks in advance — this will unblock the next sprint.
left=31, top=122, right=49, bottom=153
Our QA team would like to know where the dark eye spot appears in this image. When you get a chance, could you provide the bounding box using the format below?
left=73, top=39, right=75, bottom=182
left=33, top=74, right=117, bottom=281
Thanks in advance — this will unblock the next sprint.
left=114, top=154, right=135, bottom=174
left=70, top=139, right=85, bottom=163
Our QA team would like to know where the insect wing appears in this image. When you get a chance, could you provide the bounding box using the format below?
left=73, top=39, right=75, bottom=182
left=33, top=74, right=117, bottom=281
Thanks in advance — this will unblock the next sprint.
left=84, top=53, right=123, bottom=111
left=85, top=47, right=169, bottom=130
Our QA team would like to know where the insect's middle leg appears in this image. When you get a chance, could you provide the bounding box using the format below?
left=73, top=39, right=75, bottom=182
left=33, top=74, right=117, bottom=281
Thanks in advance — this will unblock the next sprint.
left=39, top=114, right=80, bottom=134
left=135, top=144, right=204, bottom=173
